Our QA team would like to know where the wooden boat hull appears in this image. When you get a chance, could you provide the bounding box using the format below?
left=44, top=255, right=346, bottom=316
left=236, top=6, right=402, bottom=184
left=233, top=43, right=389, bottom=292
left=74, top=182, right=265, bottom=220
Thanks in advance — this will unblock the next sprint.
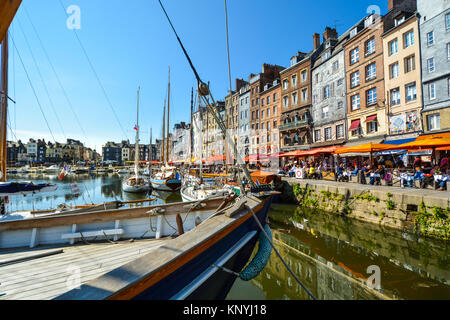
left=55, top=195, right=273, bottom=300
left=150, top=178, right=181, bottom=192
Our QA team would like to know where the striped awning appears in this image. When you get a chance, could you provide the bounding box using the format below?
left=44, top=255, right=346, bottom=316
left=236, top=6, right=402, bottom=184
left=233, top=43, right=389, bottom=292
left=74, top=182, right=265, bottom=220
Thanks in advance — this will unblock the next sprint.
left=365, top=115, right=377, bottom=122
left=349, top=119, right=361, bottom=131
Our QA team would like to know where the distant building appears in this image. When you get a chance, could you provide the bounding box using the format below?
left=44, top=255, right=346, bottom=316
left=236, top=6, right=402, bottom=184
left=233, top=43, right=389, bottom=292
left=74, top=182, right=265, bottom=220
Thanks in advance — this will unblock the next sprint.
left=102, top=141, right=122, bottom=163
left=7, top=140, right=26, bottom=165
left=238, top=83, right=251, bottom=162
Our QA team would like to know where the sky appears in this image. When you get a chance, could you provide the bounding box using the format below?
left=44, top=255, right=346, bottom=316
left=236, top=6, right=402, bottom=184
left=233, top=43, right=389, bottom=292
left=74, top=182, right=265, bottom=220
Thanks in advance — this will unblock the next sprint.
left=5, top=0, right=388, bottom=151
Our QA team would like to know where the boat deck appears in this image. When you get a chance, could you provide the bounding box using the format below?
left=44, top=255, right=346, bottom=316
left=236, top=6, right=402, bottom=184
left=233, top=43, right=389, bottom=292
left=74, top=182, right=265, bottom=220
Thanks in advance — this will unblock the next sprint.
left=0, top=238, right=169, bottom=300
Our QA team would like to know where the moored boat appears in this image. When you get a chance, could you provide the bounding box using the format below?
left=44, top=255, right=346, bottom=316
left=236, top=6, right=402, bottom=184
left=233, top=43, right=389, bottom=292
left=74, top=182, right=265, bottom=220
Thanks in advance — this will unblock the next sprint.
left=0, top=193, right=273, bottom=300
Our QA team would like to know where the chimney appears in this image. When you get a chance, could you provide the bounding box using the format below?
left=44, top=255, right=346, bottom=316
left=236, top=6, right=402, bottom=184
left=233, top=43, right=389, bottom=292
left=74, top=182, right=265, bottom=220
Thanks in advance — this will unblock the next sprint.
left=313, top=33, right=320, bottom=50
left=323, top=27, right=338, bottom=41
left=388, top=0, right=417, bottom=11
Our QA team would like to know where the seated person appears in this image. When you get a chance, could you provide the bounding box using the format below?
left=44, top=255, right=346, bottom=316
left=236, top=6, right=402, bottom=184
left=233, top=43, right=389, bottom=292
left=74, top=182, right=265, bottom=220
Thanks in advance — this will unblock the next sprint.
left=336, top=164, right=348, bottom=182
left=309, top=165, right=317, bottom=179
left=431, top=166, right=448, bottom=191
left=369, top=165, right=384, bottom=185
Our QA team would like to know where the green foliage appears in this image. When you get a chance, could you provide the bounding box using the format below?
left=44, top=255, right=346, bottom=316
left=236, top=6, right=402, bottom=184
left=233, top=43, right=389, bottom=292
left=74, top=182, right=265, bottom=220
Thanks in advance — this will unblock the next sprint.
left=385, top=199, right=396, bottom=210
left=354, top=193, right=380, bottom=202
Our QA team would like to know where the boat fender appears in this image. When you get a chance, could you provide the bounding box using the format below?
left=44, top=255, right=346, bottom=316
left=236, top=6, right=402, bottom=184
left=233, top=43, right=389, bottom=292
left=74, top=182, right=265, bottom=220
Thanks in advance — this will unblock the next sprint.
left=239, top=224, right=272, bottom=281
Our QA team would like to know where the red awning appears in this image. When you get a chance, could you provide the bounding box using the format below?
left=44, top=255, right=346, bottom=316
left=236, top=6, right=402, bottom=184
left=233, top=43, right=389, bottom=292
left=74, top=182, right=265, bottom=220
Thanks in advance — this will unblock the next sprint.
left=349, top=119, right=361, bottom=131
left=365, top=115, right=377, bottom=123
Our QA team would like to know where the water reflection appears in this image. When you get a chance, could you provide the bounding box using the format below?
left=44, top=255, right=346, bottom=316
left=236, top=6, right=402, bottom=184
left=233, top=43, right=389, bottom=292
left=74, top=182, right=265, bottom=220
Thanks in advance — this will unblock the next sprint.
left=4, top=173, right=180, bottom=212
left=228, top=204, right=449, bottom=300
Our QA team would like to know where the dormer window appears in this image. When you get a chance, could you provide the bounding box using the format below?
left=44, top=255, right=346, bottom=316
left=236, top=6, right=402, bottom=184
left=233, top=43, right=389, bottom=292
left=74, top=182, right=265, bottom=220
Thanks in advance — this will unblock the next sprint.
left=326, top=42, right=331, bottom=49
left=290, top=57, right=297, bottom=66
left=350, top=28, right=357, bottom=38
left=395, top=16, right=405, bottom=26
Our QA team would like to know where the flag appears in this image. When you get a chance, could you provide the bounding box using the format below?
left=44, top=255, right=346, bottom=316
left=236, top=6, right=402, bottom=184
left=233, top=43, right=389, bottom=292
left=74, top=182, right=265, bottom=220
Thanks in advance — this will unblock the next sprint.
left=59, top=166, right=69, bottom=181
left=134, top=125, right=138, bottom=131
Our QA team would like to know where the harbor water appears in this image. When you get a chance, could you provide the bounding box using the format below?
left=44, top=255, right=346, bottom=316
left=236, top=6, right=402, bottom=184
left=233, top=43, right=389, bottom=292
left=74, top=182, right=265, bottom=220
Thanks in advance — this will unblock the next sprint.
left=5, top=174, right=450, bottom=300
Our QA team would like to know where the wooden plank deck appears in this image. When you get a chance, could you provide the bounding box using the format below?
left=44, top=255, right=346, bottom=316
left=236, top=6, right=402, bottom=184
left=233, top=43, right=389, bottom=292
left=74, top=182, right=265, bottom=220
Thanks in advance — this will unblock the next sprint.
left=0, top=238, right=169, bottom=300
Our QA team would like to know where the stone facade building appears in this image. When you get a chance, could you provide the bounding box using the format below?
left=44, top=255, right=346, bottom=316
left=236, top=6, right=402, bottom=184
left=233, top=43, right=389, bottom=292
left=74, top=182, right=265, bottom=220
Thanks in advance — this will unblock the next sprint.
left=344, top=13, right=387, bottom=144
left=417, top=0, right=450, bottom=133
left=383, top=1, right=422, bottom=142
left=237, top=83, right=251, bottom=163
left=311, top=27, right=350, bottom=148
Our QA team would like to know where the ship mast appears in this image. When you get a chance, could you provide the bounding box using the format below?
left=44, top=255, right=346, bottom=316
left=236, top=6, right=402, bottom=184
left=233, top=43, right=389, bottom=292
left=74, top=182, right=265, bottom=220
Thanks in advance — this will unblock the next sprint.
left=166, top=67, right=170, bottom=165
left=0, top=33, right=8, bottom=183
left=162, top=99, right=166, bottom=165
left=135, top=86, right=140, bottom=180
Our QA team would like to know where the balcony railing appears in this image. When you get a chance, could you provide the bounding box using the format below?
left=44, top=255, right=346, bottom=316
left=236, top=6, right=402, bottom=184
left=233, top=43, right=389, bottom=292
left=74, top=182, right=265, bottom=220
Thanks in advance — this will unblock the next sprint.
left=279, top=119, right=309, bottom=131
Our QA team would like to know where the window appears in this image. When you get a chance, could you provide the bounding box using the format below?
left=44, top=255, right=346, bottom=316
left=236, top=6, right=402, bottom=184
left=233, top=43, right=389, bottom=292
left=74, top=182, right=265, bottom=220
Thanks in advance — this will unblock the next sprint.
left=314, top=129, right=321, bottom=142
left=292, top=92, right=298, bottom=105
left=395, top=16, right=405, bottom=26
left=390, top=63, right=399, bottom=79
left=427, top=57, right=435, bottom=73
left=324, top=127, right=332, bottom=141
left=322, top=51, right=331, bottom=61
left=273, top=93, right=278, bottom=102
left=261, top=110, right=265, bottom=119
left=267, top=96, right=271, bottom=104
left=428, top=114, right=440, bottom=131
left=404, top=30, right=414, bottom=48
left=273, top=120, right=277, bottom=128
left=337, top=101, right=343, bottom=109
left=367, top=120, right=378, bottom=133
left=302, top=88, right=308, bottom=102
left=429, top=83, right=436, bottom=100
left=366, top=63, right=376, bottom=81
left=292, top=75, right=297, bottom=88
left=261, top=98, right=265, bottom=107
left=406, top=82, right=417, bottom=102
left=337, top=78, right=343, bottom=86
left=332, top=61, right=339, bottom=72
left=351, top=71, right=360, bottom=88
left=404, top=55, right=415, bottom=73
left=322, top=106, right=329, bottom=118
left=365, top=38, right=375, bottom=56
left=336, top=124, right=344, bottom=139
left=427, top=31, right=434, bottom=46
left=273, top=106, right=277, bottom=115
left=283, top=96, right=289, bottom=108
left=367, top=88, right=377, bottom=106
left=351, top=94, right=360, bottom=111
left=447, top=43, right=450, bottom=60
left=283, top=80, right=288, bottom=90
left=391, top=88, right=400, bottom=106
left=323, top=86, right=330, bottom=99
left=267, top=108, right=270, bottom=118
left=447, top=13, right=450, bottom=30
left=350, top=47, right=359, bottom=64
left=301, top=70, right=307, bottom=82
left=389, top=39, right=398, bottom=55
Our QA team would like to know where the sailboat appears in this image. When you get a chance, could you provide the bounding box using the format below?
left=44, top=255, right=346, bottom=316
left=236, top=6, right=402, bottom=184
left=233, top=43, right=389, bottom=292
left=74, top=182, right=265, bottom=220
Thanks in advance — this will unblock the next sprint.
left=122, top=87, right=150, bottom=193
left=150, top=67, right=181, bottom=192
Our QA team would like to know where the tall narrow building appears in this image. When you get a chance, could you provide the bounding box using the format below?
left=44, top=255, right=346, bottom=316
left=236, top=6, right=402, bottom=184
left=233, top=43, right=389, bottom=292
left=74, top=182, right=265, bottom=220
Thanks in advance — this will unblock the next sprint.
left=344, top=13, right=387, bottom=145
left=417, top=0, right=450, bottom=134
left=382, top=0, right=422, bottom=143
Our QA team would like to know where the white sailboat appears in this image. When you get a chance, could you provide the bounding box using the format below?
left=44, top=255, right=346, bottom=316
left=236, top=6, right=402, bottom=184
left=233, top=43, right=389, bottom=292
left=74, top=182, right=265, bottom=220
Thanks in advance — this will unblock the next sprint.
left=122, top=87, right=150, bottom=193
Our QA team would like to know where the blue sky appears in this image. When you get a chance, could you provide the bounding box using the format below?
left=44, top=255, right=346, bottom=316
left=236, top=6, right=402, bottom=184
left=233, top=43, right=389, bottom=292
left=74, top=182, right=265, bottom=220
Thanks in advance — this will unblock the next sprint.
left=6, top=0, right=387, bottom=151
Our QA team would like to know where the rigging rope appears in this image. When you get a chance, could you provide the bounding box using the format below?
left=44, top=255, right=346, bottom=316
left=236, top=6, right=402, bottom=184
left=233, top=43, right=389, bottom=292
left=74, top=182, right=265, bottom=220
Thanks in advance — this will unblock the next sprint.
left=17, top=18, right=67, bottom=141
left=9, top=32, right=57, bottom=143
left=246, top=204, right=317, bottom=300
left=57, top=0, right=129, bottom=141
left=23, top=6, right=88, bottom=142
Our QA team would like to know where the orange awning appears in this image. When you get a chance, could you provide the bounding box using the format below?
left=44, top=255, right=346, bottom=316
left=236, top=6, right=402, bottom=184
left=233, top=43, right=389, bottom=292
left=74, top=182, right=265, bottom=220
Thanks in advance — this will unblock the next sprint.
left=437, top=146, right=450, bottom=151
left=250, top=171, right=276, bottom=185
left=334, top=143, right=398, bottom=154
left=381, top=137, right=450, bottom=151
